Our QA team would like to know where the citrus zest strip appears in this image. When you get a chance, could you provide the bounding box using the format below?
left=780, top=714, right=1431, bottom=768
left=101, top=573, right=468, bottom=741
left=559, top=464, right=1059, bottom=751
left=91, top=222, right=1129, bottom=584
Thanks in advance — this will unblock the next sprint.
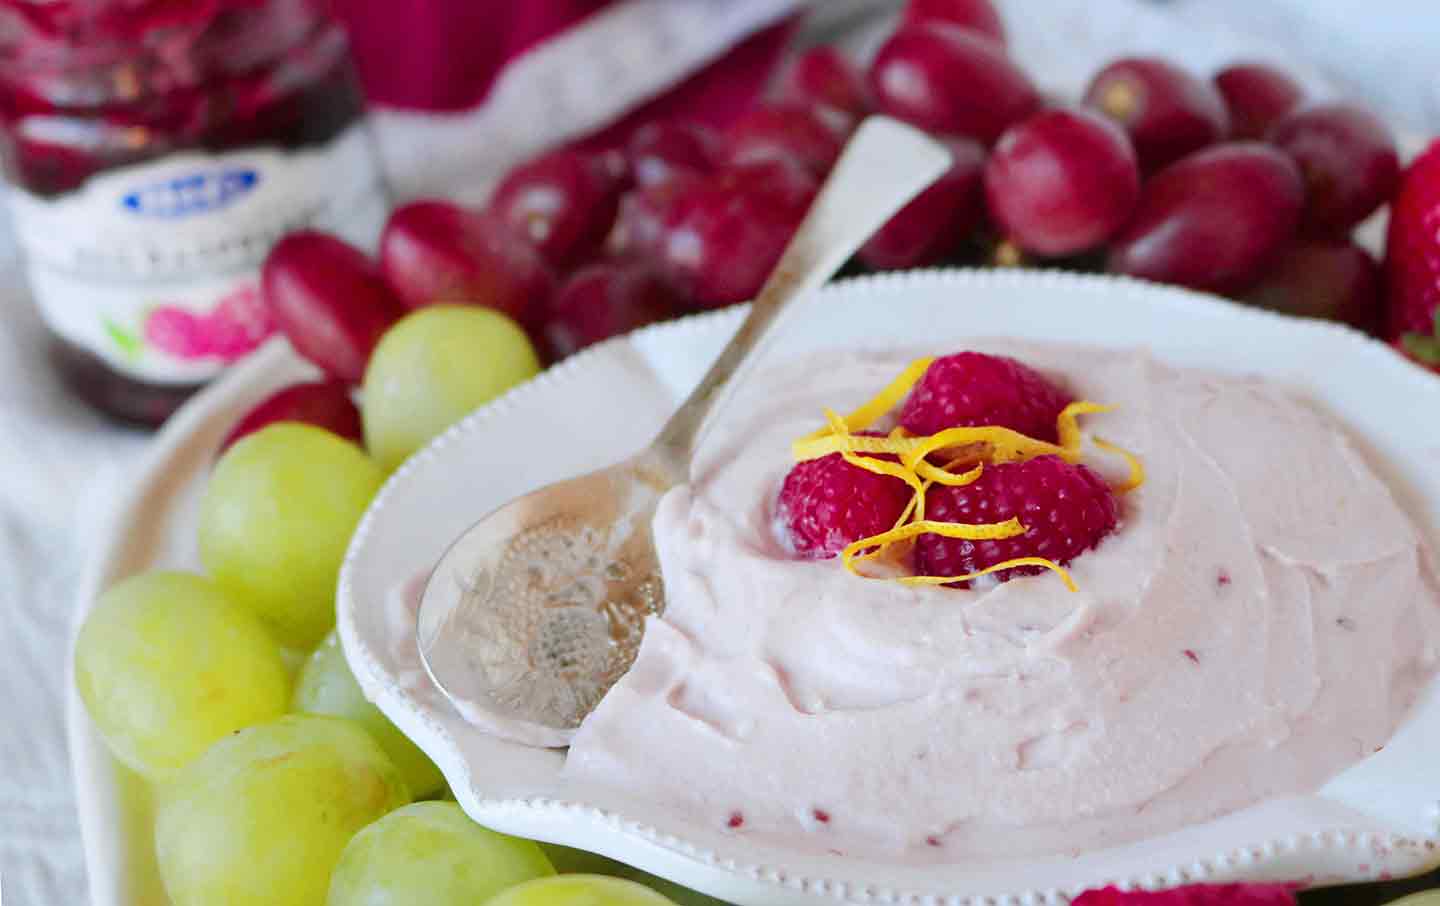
left=889, top=487, right=921, bottom=533
left=1056, top=401, right=1116, bottom=452
left=863, top=462, right=976, bottom=550
left=899, top=425, right=1070, bottom=470
left=914, top=459, right=984, bottom=487
left=898, top=558, right=1078, bottom=593
left=1093, top=435, right=1146, bottom=492
left=793, top=431, right=928, bottom=462
left=841, top=517, right=1026, bottom=574
left=821, top=408, right=930, bottom=522
left=800, top=357, right=934, bottom=442
left=794, top=400, right=1119, bottom=467
left=840, top=451, right=924, bottom=503
left=841, top=450, right=924, bottom=492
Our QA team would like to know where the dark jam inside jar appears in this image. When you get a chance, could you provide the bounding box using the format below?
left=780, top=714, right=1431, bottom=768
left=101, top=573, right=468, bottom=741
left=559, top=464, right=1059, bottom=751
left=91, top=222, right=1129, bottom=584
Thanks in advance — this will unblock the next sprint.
left=0, top=0, right=384, bottom=426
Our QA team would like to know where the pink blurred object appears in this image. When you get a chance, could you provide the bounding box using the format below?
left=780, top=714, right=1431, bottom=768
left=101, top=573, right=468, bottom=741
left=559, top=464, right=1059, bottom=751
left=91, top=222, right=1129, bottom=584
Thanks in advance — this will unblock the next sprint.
left=1072, top=885, right=1297, bottom=906
left=333, top=0, right=608, bottom=112
left=333, top=0, right=797, bottom=148
left=143, top=285, right=277, bottom=364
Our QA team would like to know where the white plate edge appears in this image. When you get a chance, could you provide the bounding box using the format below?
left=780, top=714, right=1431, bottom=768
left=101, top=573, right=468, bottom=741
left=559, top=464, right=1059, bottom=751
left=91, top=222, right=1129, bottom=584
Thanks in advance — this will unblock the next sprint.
left=64, top=337, right=309, bottom=906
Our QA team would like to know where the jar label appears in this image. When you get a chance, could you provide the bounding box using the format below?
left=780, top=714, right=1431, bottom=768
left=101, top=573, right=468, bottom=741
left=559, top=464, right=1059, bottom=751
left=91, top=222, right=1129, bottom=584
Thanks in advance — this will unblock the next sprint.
left=6, top=123, right=389, bottom=384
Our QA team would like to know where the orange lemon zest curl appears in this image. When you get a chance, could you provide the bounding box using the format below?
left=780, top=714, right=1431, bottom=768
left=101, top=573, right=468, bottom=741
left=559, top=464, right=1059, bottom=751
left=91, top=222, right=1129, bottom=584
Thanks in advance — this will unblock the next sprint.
left=1093, top=435, right=1146, bottom=492
left=800, top=357, right=934, bottom=442
left=794, top=431, right=928, bottom=462
left=898, top=558, right=1079, bottom=593
left=913, top=459, right=985, bottom=487
left=822, top=408, right=930, bottom=521
left=1056, top=401, right=1116, bottom=452
left=793, top=424, right=1075, bottom=466
left=841, top=517, right=1027, bottom=569
left=897, top=425, right=1070, bottom=470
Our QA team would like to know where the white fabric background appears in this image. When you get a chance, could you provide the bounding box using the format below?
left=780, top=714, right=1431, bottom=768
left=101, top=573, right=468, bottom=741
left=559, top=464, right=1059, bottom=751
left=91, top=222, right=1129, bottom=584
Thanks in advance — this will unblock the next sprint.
left=1, top=1, right=1433, bottom=903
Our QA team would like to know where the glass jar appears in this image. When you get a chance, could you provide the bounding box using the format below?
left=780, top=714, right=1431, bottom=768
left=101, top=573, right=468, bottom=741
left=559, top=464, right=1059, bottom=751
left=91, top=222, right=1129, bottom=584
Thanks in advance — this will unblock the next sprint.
left=0, top=0, right=388, bottom=426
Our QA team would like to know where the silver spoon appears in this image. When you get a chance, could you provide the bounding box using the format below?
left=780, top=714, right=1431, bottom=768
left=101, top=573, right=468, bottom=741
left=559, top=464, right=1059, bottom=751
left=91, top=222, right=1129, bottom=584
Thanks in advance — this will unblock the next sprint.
left=417, top=117, right=953, bottom=747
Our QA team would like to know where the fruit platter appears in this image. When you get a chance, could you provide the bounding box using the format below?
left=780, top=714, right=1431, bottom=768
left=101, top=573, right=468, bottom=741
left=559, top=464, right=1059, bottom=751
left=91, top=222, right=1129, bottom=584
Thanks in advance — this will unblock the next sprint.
left=53, top=1, right=1440, bottom=905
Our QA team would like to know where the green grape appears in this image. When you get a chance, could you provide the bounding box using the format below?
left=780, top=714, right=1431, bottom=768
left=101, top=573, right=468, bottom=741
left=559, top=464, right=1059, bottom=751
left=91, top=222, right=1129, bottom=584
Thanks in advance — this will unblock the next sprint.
left=199, top=423, right=386, bottom=648
left=540, top=846, right=731, bottom=906
left=1387, top=895, right=1440, bottom=906
left=326, top=801, right=554, bottom=905
left=294, top=631, right=444, bottom=797
left=155, top=714, right=409, bottom=906
left=362, top=305, right=540, bottom=472
left=483, top=874, right=679, bottom=906
left=73, top=570, right=289, bottom=782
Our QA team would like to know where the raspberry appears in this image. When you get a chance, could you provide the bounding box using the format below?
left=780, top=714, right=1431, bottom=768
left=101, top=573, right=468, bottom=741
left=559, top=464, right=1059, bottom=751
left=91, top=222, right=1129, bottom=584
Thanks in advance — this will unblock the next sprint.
left=1385, top=139, right=1440, bottom=368
left=775, top=434, right=911, bottom=560
left=898, top=352, right=1072, bottom=442
left=914, top=455, right=1118, bottom=583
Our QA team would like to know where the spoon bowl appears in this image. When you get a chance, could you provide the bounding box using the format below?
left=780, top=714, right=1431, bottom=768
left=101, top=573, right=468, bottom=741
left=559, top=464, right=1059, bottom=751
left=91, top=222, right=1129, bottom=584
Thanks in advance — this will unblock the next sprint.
left=416, top=450, right=677, bottom=747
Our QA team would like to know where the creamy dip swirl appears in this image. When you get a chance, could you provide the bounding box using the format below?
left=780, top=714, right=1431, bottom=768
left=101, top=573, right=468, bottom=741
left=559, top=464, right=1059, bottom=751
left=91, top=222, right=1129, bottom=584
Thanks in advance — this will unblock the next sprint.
left=563, top=343, right=1440, bottom=861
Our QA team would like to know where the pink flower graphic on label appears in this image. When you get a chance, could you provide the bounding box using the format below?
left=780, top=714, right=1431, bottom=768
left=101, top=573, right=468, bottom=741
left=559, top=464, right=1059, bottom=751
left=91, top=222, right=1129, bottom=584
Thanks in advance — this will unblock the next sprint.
left=143, top=284, right=275, bottom=362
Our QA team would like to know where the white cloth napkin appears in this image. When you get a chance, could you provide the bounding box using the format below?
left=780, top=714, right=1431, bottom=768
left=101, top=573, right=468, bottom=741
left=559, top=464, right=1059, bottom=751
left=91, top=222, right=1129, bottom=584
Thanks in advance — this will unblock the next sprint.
left=0, top=1, right=1431, bottom=904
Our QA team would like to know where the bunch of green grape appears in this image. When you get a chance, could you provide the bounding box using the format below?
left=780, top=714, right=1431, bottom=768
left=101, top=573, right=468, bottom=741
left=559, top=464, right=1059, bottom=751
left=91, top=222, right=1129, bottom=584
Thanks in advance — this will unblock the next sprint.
left=74, top=309, right=726, bottom=905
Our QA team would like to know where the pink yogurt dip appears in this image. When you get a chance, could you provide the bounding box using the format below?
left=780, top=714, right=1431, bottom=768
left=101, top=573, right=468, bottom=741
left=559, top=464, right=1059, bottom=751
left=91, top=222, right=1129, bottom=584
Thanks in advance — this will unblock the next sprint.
left=562, top=342, right=1440, bottom=861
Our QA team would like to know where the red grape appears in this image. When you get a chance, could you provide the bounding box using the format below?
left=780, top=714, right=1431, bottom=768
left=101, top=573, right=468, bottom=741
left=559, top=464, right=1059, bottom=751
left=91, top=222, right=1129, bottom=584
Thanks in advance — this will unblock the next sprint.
left=717, top=155, right=820, bottom=213
left=1084, top=57, right=1229, bottom=172
left=772, top=46, right=869, bottom=117
left=1107, top=142, right=1303, bottom=294
left=626, top=121, right=718, bottom=189
left=722, top=103, right=851, bottom=175
left=1213, top=62, right=1303, bottom=140
left=488, top=149, right=627, bottom=268
left=860, top=137, right=986, bottom=270
left=1267, top=102, right=1400, bottom=234
left=902, top=0, right=1006, bottom=48
left=219, top=380, right=363, bottom=453
left=261, top=232, right=403, bottom=383
left=542, top=259, right=681, bottom=358
left=609, top=169, right=703, bottom=260
left=1238, top=238, right=1382, bottom=333
left=868, top=23, right=1038, bottom=144
left=379, top=200, right=555, bottom=326
left=656, top=158, right=818, bottom=309
left=984, top=107, right=1140, bottom=256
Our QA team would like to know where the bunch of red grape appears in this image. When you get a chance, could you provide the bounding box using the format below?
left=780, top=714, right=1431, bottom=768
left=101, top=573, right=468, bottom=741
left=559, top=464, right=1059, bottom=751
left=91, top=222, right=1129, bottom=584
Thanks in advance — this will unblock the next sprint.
left=260, top=0, right=1404, bottom=409
left=859, top=0, right=1395, bottom=332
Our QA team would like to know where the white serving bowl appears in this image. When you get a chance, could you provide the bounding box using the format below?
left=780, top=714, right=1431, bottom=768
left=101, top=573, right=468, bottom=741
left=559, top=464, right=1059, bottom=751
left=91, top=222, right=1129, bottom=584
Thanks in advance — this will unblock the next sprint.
left=338, top=269, right=1440, bottom=906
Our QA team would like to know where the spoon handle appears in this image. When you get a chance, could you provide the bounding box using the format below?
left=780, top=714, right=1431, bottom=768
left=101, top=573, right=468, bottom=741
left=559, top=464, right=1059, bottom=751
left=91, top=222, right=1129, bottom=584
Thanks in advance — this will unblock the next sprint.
left=651, top=116, right=954, bottom=470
